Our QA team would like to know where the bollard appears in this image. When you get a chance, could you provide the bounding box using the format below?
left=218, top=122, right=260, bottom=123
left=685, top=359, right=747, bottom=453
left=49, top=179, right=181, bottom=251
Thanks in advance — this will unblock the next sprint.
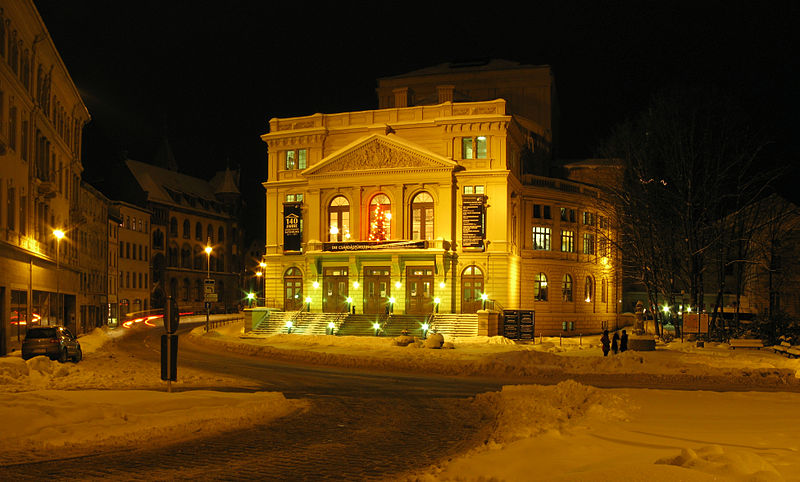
left=559, top=333, right=562, bottom=346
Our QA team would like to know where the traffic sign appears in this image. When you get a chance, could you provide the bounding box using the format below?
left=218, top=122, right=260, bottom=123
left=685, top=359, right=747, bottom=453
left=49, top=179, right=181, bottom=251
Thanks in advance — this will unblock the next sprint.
left=204, top=293, right=218, bottom=302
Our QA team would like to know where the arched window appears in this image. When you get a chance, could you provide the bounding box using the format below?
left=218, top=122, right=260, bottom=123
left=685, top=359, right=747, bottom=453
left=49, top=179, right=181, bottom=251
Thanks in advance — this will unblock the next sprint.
left=218, top=254, right=225, bottom=272
left=218, top=226, right=225, bottom=242
left=169, top=278, right=178, bottom=300
left=461, top=265, right=484, bottom=314
left=284, top=267, right=303, bottom=311
left=534, top=273, right=548, bottom=301
left=328, top=196, right=350, bottom=242
left=193, top=245, right=203, bottom=270
left=181, top=278, right=190, bottom=301
left=170, top=217, right=178, bottom=237
left=153, top=229, right=164, bottom=249
left=195, top=279, right=203, bottom=301
left=167, top=242, right=179, bottom=267
left=195, top=222, right=203, bottom=240
left=182, top=219, right=190, bottom=238
left=181, top=244, right=192, bottom=268
left=368, top=194, right=391, bottom=241
left=601, top=278, right=607, bottom=303
left=207, top=224, right=213, bottom=242
left=411, top=192, right=434, bottom=241
left=585, top=276, right=594, bottom=303
left=562, top=274, right=573, bottom=302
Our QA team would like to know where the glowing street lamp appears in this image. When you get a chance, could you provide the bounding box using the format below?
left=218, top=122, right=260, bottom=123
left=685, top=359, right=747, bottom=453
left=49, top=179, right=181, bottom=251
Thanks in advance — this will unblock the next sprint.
left=327, top=321, right=336, bottom=335
left=246, top=292, right=255, bottom=307
left=372, top=321, right=381, bottom=336
left=481, top=292, right=488, bottom=310
left=434, top=296, right=441, bottom=313
left=53, top=229, right=65, bottom=324
left=305, top=296, right=312, bottom=312
left=388, top=296, right=396, bottom=314
left=204, top=242, right=212, bottom=332
left=421, top=322, right=429, bottom=338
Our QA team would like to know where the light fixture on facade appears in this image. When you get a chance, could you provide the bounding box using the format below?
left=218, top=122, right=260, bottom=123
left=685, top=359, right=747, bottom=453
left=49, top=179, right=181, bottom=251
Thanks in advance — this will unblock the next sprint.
left=439, top=281, right=446, bottom=289
left=394, top=281, right=401, bottom=289
left=313, top=281, right=320, bottom=289
left=353, top=281, right=360, bottom=289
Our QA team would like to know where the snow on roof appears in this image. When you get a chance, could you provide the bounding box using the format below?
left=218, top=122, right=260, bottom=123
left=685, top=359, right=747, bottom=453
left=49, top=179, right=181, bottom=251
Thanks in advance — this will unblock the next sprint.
left=125, top=159, right=231, bottom=213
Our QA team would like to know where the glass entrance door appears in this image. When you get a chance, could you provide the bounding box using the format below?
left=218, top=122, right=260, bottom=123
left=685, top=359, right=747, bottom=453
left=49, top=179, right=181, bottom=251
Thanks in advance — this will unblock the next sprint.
left=460, top=265, right=484, bottom=313
left=363, top=267, right=390, bottom=314
left=322, top=267, right=349, bottom=312
left=406, top=267, right=434, bottom=314
left=284, top=267, right=303, bottom=311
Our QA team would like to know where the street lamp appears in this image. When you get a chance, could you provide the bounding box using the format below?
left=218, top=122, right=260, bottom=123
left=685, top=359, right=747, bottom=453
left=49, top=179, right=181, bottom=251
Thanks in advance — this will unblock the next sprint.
left=481, top=292, right=488, bottom=310
left=204, top=243, right=212, bottom=332
left=255, top=271, right=263, bottom=307
left=259, top=262, right=266, bottom=306
left=388, top=296, right=396, bottom=314
left=434, top=297, right=441, bottom=314
left=53, top=229, right=65, bottom=325
left=305, top=296, right=312, bottom=312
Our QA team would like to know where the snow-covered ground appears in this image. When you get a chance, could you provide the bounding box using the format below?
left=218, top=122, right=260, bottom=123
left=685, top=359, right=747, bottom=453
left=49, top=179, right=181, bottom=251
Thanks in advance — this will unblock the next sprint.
left=2, top=319, right=799, bottom=480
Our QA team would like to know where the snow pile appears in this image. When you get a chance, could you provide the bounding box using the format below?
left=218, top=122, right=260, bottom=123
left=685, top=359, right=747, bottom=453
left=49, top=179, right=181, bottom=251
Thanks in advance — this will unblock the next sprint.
left=0, top=389, right=307, bottom=464
left=656, top=445, right=782, bottom=481
left=475, top=380, right=629, bottom=444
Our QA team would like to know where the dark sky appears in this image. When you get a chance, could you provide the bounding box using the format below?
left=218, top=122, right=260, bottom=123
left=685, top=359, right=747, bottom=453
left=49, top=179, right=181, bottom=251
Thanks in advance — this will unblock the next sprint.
left=34, top=1, right=800, bottom=240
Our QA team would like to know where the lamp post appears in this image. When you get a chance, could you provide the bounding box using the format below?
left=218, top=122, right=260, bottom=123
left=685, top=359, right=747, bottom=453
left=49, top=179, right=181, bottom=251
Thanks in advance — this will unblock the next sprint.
left=204, top=243, right=212, bottom=332
left=481, top=292, right=488, bottom=310
left=53, top=229, right=65, bottom=325
left=255, top=271, right=263, bottom=307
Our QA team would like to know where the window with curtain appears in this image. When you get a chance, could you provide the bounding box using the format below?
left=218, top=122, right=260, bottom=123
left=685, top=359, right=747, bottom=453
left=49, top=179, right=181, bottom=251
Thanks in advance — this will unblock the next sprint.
left=328, top=196, right=350, bottom=242
left=411, top=192, right=434, bottom=241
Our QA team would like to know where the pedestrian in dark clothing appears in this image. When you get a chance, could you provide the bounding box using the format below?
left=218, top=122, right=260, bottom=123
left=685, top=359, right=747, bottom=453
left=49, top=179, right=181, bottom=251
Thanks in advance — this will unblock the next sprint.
left=612, top=331, right=620, bottom=354
left=600, top=329, right=610, bottom=356
left=620, top=330, right=629, bottom=352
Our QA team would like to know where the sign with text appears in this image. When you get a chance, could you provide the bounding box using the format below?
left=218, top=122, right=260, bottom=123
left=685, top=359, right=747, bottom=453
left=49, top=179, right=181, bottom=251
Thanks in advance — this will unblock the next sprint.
left=322, top=240, right=427, bottom=251
left=462, top=194, right=486, bottom=250
left=283, top=202, right=302, bottom=252
left=683, top=313, right=709, bottom=334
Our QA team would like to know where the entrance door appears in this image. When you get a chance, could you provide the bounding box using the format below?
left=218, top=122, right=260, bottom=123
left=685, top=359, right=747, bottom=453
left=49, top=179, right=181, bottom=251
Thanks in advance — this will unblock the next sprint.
left=284, top=267, right=303, bottom=311
left=461, top=265, right=484, bottom=313
left=406, top=267, right=434, bottom=314
left=323, top=267, right=349, bottom=312
left=363, top=267, right=390, bottom=314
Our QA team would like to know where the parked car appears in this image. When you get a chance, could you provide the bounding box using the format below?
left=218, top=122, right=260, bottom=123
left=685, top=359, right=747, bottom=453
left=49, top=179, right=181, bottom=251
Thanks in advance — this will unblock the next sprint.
left=21, top=326, right=82, bottom=363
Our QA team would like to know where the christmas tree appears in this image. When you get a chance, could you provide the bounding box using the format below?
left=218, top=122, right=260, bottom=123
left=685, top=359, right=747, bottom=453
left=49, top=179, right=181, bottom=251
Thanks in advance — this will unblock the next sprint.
left=369, top=203, right=390, bottom=241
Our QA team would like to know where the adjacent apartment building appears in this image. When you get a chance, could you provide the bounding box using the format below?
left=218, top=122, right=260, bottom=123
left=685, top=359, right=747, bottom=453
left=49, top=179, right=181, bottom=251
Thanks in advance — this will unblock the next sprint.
left=0, top=0, right=91, bottom=354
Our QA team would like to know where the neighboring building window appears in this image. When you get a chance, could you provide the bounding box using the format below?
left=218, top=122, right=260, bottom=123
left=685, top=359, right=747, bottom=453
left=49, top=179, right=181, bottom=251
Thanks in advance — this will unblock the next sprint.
left=598, top=215, right=608, bottom=229
left=218, top=226, right=225, bottom=242
left=463, top=185, right=485, bottom=195
left=207, top=224, right=213, bottom=242
left=195, top=222, right=202, bottom=240
left=6, top=187, right=14, bottom=231
left=182, top=220, right=190, bottom=238
left=534, top=273, right=548, bottom=301
left=585, top=276, right=593, bottom=302
left=583, top=233, right=595, bottom=255
left=533, top=204, right=551, bottom=219
left=284, top=149, right=307, bottom=170
left=411, top=192, right=434, bottom=241
left=601, top=278, right=607, bottom=303
left=561, top=230, right=574, bottom=252
left=532, top=227, right=551, bottom=250
left=328, top=195, right=350, bottom=242
left=583, top=212, right=594, bottom=225
left=286, top=193, right=304, bottom=202
left=562, top=274, right=573, bottom=302
left=368, top=194, right=391, bottom=241
left=170, top=217, right=178, bottom=236
left=560, top=208, right=576, bottom=223
left=598, top=237, right=608, bottom=257
left=461, top=136, right=488, bottom=159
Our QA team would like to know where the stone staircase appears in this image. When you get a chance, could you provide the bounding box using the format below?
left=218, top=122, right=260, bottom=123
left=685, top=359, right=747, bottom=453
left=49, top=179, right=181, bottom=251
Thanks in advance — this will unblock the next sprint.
left=250, top=311, right=300, bottom=335
left=293, top=312, right=348, bottom=335
left=382, top=314, right=433, bottom=337
left=336, top=314, right=384, bottom=336
left=431, top=313, right=479, bottom=337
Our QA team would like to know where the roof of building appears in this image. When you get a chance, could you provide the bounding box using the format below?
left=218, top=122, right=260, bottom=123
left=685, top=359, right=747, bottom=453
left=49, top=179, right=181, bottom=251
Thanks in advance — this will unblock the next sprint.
left=124, top=159, right=236, bottom=215
left=378, top=59, right=550, bottom=80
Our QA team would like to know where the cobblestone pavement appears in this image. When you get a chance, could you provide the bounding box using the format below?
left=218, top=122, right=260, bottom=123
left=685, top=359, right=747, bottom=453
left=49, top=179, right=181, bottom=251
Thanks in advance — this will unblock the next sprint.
left=1, top=394, right=493, bottom=480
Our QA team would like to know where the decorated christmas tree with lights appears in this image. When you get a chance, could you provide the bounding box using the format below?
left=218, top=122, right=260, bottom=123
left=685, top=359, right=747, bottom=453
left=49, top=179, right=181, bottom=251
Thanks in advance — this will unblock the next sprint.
left=369, top=203, right=391, bottom=241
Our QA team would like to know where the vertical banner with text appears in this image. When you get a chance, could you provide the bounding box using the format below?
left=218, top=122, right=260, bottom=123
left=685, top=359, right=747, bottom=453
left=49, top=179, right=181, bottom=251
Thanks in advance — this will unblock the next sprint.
left=283, top=202, right=303, bottom=252
left=462, top=194, right=486, bottom=250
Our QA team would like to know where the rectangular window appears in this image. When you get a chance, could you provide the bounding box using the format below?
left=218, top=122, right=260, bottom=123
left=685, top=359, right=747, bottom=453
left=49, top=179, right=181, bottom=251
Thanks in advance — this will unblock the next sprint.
left=461, top=136, right=488, bottom=159
left=583, top=233, right=595, bottom=254
left=7, top=187, right=14, bottom=231
left=284, top=149, right=308, bottom=170
left=561, top=230, right=574, bottom=252
left=533, top=204, right=551, bottom=219
left=532, top=227, right=551, bottom=250
left=463, top=186, right=473, bottom=194
left=583, top=211, right=594, bottom=225
left=598, top=237, right=608, bottom=257
left=560, top=207, right=576, bottom=223
left=285, top=193, right=304, bottom=202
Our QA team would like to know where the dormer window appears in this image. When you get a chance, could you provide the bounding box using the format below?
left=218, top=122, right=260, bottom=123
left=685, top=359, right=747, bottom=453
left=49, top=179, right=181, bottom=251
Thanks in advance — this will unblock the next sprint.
left=284, top=149, right=307, bottom=170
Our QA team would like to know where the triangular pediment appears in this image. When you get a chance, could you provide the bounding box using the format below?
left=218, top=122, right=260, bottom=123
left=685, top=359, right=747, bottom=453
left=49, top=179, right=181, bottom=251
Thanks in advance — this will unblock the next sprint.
left=304, top=134, right=458, bottom=176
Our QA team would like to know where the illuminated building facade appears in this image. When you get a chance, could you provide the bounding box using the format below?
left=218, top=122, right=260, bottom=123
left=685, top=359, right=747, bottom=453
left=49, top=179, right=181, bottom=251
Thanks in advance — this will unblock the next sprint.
left=260, top=61, right=621, bottom=335
left=0, top=0, right=90, bottom=354
left=113, top=201, right=152, bottom=320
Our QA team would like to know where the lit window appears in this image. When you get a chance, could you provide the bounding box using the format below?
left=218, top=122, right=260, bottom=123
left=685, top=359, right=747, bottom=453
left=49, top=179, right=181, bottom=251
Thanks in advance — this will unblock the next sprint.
left=284, top=149, right=307, bottom=170
left=560, top=208, right=576, bottom=223
left=585, top=276, right=594, bottom=302
left=461, top=136, right=488, bottom=159
left=328, top=196, right=350, bottom=242
left=582, top=233, right=595, bottom=255
left=562, top=274, right=573, bottom=302
left=463, top=185, right=485, bottom=195
left=534, top=273, right=548, bottom=301
left=411, top=192, right=434, bottom=241
left=532, top=227, right=550, bottom=250
left=368, top=194, right=391, bottom=241
left=561, top=230, right=574, bottom=252
left=286, top=193, right=304, bottom=202
left=583, top=212, right=594, bottom=225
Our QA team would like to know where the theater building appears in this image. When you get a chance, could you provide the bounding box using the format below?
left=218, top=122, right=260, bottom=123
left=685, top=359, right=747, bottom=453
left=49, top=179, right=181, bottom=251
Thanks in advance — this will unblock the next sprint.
left=260, top=61, right=621, bottom=335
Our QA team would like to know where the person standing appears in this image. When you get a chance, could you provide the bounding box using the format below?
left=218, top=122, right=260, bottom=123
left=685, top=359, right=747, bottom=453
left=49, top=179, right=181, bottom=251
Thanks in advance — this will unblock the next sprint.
left=612, top=331, right=620, bottom=354
left=600, top=329, right=610, bottom=356
left=620, top=330, right=629, bottom=352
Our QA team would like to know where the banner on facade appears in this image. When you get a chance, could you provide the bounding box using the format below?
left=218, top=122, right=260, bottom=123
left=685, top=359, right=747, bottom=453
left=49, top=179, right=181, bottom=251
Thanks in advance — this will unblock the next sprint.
left=322, top=240, right=427, bottom=251
left=283, top=203, right=302, bottom=252
left=462, top=194, right=486, bottom=250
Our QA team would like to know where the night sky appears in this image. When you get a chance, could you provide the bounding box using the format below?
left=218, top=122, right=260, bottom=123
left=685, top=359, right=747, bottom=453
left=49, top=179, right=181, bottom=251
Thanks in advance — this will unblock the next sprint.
left=34, top=1, right=800, bottom=241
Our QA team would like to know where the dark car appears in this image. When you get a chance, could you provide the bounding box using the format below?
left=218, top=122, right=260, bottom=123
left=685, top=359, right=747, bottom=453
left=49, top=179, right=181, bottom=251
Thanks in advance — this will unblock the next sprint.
left=21, top=326, right=82, bottom=362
